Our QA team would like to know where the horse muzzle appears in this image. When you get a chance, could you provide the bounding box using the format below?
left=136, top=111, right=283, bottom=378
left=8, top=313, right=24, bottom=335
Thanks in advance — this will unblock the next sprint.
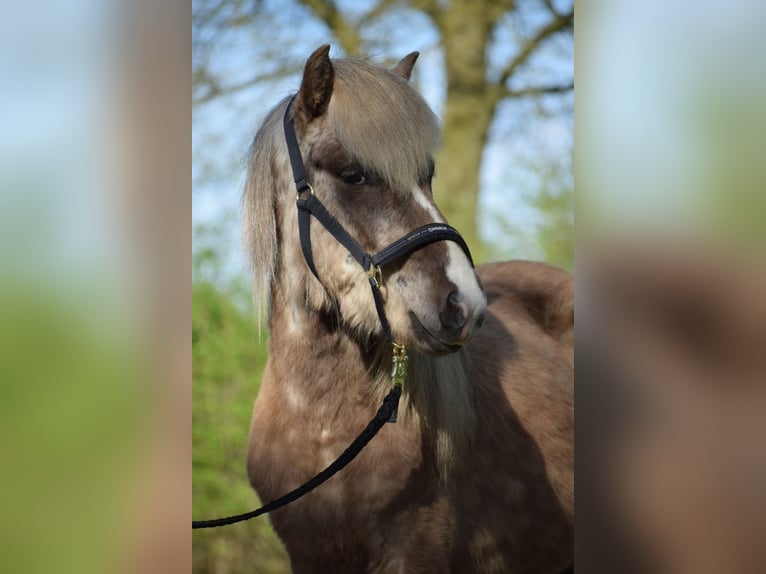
left=409, top=292, right=486, bottom=354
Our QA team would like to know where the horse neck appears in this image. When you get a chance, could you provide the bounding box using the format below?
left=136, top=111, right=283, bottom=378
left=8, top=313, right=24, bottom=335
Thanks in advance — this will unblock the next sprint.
left=266, top=260, right=381, bottom=401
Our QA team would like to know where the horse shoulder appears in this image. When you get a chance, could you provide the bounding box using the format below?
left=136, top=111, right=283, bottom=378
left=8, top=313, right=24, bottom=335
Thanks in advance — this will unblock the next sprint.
left=460, top=260, right=574, bottom=566
left=473, top=260, right=574, bottom=458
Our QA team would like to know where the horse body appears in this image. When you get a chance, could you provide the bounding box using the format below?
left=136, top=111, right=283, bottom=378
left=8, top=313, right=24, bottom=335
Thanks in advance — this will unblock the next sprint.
left=244, top=46, right=573, bottom=573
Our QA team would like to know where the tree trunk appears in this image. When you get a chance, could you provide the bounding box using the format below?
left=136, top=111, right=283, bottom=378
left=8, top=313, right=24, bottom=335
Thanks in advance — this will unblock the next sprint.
left=433, top=0, right=495, bottom=263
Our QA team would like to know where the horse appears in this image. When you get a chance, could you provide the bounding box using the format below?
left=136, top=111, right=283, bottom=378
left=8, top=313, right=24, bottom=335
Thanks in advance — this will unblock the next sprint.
left=243, top=44, right=574, bottom=573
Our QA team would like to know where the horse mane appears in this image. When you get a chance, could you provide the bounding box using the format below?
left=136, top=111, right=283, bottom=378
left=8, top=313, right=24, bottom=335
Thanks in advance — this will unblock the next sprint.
left=243, top=58, right=441, bottom=329
left=242, top=98, right=289, bottom=328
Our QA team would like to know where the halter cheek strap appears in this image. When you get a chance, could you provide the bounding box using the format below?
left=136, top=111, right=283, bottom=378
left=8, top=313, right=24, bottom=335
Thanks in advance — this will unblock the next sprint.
left=283, top=96, right=473, bottom=418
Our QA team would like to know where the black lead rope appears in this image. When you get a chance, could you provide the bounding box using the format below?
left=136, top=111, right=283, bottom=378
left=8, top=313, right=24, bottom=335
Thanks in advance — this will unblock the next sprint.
left=192, top=386, right=401, bottom=529
left=192, top=96, right=473, bottom=529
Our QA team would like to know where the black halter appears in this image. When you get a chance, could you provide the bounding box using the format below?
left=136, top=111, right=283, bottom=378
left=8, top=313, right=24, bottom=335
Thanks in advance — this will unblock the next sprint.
left=283, top=96, right=473, bottom=344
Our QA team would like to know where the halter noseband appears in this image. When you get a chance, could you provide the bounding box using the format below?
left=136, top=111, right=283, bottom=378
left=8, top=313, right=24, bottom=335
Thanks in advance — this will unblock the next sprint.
left=283, top=96, right=473, bottom=411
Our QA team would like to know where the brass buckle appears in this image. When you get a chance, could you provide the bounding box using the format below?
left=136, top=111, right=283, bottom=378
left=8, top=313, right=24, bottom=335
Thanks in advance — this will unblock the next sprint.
left=367, top=264, right=383, bottom=290
left=391, top=342, right=409, bottom=391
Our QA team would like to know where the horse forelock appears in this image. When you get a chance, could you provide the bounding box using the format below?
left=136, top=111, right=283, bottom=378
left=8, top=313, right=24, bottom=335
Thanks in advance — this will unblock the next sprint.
left=328, top=59, right=440, bottom=189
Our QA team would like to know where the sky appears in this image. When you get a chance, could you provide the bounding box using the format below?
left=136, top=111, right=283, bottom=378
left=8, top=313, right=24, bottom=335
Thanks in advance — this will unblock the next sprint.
left=0, top=0, right=119, bottom=283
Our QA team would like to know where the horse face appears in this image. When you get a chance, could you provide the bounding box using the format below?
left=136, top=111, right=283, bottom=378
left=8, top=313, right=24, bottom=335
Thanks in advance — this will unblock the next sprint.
left=289, top=45, right=486, bottom=355
left=302, top=142, right=486, bottom=355
left=381, top=182, right=488, bottom=356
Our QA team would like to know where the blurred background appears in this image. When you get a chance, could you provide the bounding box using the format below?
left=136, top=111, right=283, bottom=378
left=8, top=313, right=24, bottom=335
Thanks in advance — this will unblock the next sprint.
left=577, top=2, right=766, bottom=571
left=192, top=1, right=573, bottom=572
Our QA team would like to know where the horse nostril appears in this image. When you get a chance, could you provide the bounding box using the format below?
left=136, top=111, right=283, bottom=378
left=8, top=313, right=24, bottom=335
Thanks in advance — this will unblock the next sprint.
left=442, top=291, right=468, bottom=331
left=447, top=291, right=463, bottom=307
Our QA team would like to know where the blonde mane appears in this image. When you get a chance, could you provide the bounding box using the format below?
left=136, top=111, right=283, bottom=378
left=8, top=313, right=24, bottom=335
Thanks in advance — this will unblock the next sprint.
left=242, top=98, right=289, bottom=327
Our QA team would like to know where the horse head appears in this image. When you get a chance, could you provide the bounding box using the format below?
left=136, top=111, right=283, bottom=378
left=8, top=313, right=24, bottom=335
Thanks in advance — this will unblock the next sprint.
left=247, top=45, right=486, bottom=355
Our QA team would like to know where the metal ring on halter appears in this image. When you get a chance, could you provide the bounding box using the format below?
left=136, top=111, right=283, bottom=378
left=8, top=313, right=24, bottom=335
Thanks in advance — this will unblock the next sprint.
left=296, top=183, right=314, bottom=200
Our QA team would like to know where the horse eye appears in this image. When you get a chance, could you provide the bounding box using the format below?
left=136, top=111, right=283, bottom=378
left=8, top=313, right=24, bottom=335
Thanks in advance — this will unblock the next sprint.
left=340, top=170, right=367, bottom=186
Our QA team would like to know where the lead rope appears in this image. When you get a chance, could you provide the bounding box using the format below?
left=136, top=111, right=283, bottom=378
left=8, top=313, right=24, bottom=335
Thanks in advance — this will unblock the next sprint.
left=192, top=382, right=403, bottom=529
left=193, top=279, right=409, bottom=529
left=192, top=349, right=407, bottom=529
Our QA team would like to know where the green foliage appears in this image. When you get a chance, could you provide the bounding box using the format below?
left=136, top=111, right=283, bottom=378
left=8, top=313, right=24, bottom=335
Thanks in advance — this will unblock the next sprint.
left=485, top=171, right=574, bottom=271
left=192, top=280, right=290, bottom=573
left=0, top=284, right=146, bottom=574
left=533, top=185, right=574, bottom=271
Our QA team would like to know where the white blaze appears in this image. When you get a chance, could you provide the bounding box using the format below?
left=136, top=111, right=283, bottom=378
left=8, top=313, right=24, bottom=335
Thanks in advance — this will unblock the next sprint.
left=411, top=185, right=445, bottom=222
left=411, top=186, right=486, bottom=310
left=446, top=241, right=485, bottom=309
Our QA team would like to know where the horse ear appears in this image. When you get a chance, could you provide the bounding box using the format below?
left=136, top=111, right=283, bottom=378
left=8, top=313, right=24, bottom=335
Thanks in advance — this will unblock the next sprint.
left=297, top=44, right=334, bottom=119
left=391, top=51, right=419, bottom=81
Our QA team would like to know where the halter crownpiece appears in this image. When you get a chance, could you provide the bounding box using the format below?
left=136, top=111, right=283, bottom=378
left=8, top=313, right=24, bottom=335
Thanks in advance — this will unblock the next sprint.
left=283, top=96, right=474, bottom=421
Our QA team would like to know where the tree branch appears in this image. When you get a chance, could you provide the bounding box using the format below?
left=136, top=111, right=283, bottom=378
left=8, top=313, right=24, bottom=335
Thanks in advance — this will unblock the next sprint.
left=494, top=8, right=573, bottom=101
left=409, top=0, right=440, bottom=20
left=542, top=0, right=566, bottom=19
left=358, top=0, right=396, bottom=26
left=299, top=0, right=363, bottom=56
left=500, top=82, right=574, bottom=100
left=193, top=65, right=303, bottom=107
left=192, top=0, right=230, bottom=30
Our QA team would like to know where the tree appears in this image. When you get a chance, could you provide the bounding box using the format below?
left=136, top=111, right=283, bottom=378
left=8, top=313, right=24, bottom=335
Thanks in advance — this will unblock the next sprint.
left=412, top=0, right=572, bottom=260
left=193, top=0, right=573, bottom=263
